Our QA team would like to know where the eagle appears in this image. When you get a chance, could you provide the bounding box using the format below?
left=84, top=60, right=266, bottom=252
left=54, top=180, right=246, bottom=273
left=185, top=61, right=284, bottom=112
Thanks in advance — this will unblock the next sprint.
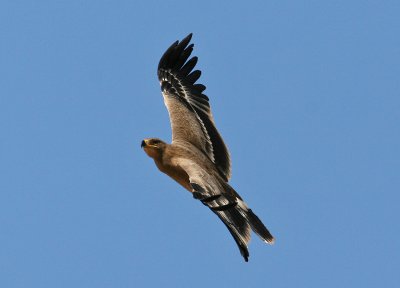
left=141, top=34, right=274, bottom=262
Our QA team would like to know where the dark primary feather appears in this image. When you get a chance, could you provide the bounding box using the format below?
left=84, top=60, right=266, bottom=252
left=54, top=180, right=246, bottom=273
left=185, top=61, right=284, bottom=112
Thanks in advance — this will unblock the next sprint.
left=158, top=33, right=231, bottom=181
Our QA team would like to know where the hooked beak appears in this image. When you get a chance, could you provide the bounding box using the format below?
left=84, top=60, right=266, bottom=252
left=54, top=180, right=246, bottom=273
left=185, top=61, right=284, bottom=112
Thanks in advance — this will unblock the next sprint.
left=141, top=140, right=146, bottom=148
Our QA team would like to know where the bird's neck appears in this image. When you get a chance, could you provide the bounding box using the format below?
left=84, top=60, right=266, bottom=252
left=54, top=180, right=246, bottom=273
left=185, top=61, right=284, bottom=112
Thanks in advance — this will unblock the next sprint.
left=143, top=146, right=163, bottom=160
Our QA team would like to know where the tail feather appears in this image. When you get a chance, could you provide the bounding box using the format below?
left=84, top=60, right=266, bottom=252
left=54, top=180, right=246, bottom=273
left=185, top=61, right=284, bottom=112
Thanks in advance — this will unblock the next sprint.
left=209, top=200, right=274, bottom=262
left=212, top=209, right=250, bottom=262
left=192, top=183, right=274, bottom=261
left=247, top=209, right=275, bottom=244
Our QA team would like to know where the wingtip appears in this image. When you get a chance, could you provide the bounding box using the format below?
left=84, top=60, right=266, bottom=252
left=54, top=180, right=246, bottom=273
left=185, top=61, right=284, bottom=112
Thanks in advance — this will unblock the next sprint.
left=177, top=33, right=193, bottom=49
left=185, top=33, right=193, bottom=41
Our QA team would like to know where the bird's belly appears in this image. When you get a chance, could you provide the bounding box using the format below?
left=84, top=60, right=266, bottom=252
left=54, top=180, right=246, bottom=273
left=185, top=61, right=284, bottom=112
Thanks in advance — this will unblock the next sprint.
left=155, top=161, right=192, bottom=192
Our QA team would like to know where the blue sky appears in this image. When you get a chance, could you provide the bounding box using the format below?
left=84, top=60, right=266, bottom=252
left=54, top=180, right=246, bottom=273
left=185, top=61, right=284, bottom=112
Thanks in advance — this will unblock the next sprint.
left=1, top=0, right=399, bottom=287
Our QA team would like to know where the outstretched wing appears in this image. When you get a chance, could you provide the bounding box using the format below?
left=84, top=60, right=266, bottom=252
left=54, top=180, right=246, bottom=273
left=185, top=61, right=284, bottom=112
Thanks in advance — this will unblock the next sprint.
left=176, top=158, right=274, bottom=262
left=158, top=33, right=231, bottom=181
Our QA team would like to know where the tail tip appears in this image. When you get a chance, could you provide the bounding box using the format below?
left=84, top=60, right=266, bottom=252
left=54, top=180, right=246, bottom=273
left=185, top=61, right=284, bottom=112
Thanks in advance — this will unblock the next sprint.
left=264, top=236, right=275, bottom=245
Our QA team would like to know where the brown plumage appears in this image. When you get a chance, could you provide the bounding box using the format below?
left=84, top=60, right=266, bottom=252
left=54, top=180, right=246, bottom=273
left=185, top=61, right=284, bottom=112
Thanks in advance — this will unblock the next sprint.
left=141, top=34, right=274, bottom=262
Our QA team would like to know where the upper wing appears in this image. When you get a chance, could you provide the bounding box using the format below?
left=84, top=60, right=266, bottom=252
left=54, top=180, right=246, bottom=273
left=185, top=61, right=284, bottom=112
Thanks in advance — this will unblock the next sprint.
left=158, top=34, right=231, bottom=181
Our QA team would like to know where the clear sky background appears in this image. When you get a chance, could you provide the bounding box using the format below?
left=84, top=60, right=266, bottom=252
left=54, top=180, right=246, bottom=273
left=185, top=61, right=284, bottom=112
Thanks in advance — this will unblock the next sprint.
left=1, top=1, right=399, bottom=287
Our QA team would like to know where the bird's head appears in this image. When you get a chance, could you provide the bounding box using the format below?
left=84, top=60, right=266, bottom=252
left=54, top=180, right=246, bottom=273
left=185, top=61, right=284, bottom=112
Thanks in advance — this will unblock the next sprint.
left=141, top=138, right=167, bottom=159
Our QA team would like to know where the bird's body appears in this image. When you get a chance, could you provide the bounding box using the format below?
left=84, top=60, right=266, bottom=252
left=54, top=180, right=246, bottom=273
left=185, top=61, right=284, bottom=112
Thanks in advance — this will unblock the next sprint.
left=141, top=34, right=274, bottom=261
left=143, top=139, right=228, bottom=193
left=143, top=140, right=194, bottom=191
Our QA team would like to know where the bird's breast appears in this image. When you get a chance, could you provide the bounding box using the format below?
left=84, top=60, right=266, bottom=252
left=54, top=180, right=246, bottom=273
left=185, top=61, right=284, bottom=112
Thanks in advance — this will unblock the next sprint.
left=154, top=159, right=192, bottom=192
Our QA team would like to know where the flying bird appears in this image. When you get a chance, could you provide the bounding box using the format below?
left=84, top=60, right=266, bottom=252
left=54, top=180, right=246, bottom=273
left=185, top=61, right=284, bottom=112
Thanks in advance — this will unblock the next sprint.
left=141, top=34, right=274, bottom=261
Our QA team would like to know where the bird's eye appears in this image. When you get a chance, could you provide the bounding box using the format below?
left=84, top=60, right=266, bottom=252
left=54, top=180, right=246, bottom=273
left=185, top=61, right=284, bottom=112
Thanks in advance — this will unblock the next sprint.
left=151, top=139, right=160, bottom=145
